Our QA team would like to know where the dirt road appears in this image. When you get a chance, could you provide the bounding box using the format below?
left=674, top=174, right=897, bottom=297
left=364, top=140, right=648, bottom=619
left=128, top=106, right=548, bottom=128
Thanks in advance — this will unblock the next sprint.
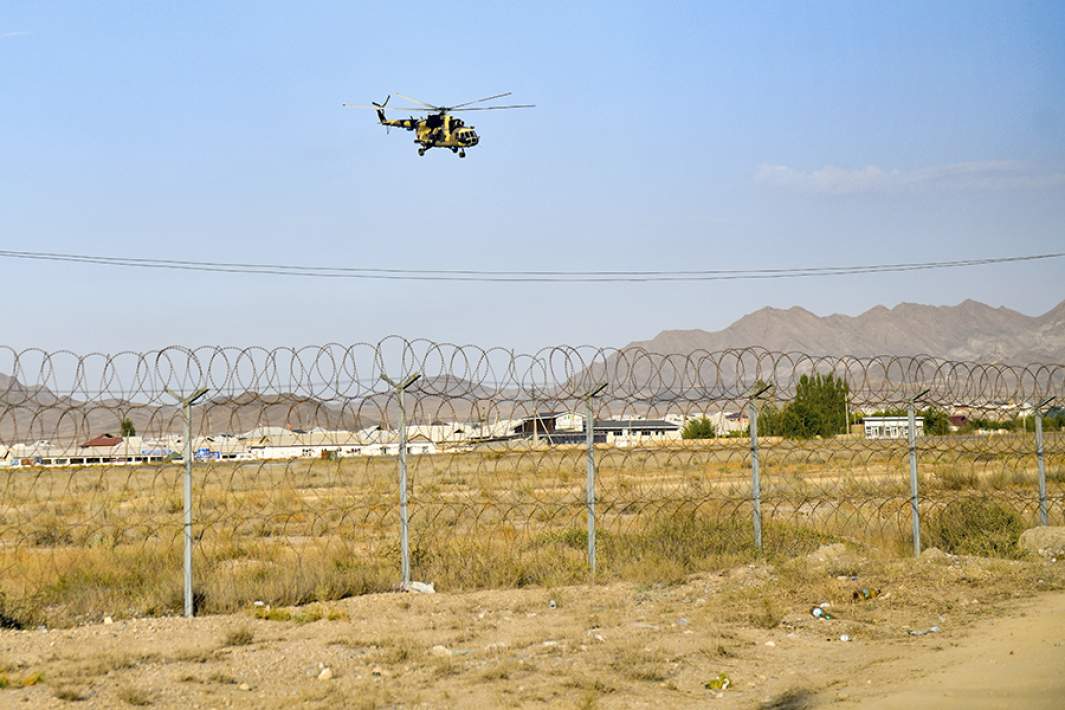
left=833, top=591, right=1065, bottom=709
left=0, top=548, right=1061, bottom=708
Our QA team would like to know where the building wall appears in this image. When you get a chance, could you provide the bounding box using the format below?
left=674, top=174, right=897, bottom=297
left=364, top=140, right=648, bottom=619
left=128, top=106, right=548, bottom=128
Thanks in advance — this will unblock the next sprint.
left=864, top=417, right=924, bottom=440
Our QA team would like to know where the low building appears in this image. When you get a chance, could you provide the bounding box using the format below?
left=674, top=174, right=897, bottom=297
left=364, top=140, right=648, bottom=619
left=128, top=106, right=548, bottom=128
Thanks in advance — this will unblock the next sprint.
left=3, top=435, right=174, bottom=467
left=948, top=415, right=969, bottom=431
left=864, top=416, right=923, bottom=440
left=511, top=415, right=680, bottom=446
left=597, top=419, right=681, bottom=447
left=244, top=427, right=438, bottom=459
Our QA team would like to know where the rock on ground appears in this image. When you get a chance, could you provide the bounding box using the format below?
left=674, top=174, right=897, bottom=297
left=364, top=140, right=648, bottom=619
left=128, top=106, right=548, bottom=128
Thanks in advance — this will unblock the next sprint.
left=1019, top=527, right=1065, bottom=559
left=920, top=547, right=953, bottom=563
left=804, top=543, right=858, bottom=568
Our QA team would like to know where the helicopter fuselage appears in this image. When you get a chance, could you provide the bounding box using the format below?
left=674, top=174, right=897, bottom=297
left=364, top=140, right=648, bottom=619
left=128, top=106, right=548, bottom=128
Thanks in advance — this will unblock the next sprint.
left=377, top=108, right=479, bottom=157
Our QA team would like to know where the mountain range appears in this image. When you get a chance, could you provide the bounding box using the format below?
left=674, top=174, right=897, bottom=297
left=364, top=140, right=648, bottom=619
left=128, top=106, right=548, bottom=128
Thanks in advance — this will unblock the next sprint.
left=619, top=298, right=1065, bottom=365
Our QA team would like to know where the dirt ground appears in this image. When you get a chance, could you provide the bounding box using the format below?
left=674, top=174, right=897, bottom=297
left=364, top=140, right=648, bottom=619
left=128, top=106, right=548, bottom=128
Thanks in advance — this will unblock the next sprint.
left=1, top=546, right=1062, bottom=709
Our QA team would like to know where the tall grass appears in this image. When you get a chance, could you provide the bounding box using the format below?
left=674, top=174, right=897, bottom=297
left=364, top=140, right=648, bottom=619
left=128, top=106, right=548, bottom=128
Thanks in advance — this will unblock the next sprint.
left=923, top=497, right=1026, bottom=558
left=0, top=434, right=1057, bottom=627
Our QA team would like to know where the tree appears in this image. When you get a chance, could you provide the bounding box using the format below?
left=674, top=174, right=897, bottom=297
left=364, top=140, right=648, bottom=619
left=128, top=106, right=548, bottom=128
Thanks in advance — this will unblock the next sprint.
left=760, top=373, right=849, bottom=439
left=922, top=408, right=951, bottom=436
left=682, top=416, right=717, bottom=439
left=120, top=417, right=136, bottom=437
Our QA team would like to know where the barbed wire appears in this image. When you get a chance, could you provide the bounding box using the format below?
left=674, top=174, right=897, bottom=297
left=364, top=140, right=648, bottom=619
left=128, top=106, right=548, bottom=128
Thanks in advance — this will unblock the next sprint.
left=1, top=342, right=1062, bottom=405
left=0, top=341, right=1061, bottom=628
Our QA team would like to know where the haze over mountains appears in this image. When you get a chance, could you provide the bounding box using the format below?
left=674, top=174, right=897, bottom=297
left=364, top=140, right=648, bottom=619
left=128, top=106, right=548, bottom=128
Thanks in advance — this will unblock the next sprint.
left=621, top=298, right=1065, bottom=365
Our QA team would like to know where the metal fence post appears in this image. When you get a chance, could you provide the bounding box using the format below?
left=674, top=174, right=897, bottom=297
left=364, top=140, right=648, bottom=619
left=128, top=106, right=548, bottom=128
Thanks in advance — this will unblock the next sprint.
left=747, top=384, right=770, bottom=552
left=907, top=393, right=928, bottom=558
left=1035, top=397, right=1054, bottom=526
left=183, top=402, right=194, bottom=618
left=748, top=401, right=763, bottom=551
left=583, top=383, right=607, bottom=578
left=382, top=373, right=420, bottom=589
left=166, top=386, right=208, bottom=618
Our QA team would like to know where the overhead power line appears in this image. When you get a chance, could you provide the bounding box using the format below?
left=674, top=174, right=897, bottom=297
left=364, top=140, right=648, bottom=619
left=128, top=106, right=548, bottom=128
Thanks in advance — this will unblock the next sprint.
left=0, top=249, right=1061, bottom=283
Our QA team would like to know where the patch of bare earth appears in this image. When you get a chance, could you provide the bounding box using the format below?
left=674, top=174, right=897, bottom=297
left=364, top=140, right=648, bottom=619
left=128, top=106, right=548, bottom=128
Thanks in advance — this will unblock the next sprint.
left=0, top=546, right=1062, bottom=709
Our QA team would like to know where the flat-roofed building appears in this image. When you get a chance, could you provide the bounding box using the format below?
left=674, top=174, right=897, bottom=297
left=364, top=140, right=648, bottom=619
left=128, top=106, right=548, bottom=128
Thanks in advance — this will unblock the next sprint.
left=864, top=416, right=923, bottom=440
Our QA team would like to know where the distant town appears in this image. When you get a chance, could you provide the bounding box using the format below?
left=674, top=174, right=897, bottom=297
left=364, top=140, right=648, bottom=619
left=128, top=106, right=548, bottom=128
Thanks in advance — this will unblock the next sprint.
left=1, top=403, right=1044, bottom=468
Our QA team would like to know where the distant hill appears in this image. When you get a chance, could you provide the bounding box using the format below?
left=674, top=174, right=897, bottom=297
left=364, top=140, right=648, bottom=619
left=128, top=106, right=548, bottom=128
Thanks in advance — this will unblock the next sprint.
left=620, top=298, right=1065, bottom=364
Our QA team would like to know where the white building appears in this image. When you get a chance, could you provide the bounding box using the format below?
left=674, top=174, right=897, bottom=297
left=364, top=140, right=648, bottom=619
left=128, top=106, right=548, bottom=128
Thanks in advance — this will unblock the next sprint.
left=243, top=427, right=438, bottom=460
left=864, top=416, right=923, bottom=440
left=596, top=419, right=681, bottom=447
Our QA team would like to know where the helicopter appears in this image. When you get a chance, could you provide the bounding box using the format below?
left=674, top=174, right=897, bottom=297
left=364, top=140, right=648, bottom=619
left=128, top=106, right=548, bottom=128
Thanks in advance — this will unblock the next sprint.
left=343, top=92, right=534, bottom=157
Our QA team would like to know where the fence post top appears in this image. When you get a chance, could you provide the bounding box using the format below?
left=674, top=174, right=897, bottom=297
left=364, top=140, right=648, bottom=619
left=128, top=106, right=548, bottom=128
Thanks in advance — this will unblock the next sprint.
left=381, top=373, right=421, bottom=391
left=582, top=382, right=608, bottom=400
left=747, top=383, right=772, bottom=400
left=165, top=386, right=210, bottom=407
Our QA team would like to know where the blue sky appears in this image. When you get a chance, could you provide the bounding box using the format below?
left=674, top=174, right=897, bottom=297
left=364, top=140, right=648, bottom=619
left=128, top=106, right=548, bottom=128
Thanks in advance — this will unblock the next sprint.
left=2, top=1, right=1064, bottom=352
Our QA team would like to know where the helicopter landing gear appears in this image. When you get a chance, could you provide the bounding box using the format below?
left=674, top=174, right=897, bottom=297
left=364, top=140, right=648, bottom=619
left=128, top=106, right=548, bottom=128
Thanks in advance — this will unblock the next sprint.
left=417, top=147, right=426, bottom=156
left=458, top=150, right=466, bottom=158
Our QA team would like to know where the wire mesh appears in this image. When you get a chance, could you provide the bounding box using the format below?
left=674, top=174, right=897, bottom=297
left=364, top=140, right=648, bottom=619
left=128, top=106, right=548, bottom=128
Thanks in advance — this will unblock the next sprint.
left=0, top=342, right=1061, bottom=627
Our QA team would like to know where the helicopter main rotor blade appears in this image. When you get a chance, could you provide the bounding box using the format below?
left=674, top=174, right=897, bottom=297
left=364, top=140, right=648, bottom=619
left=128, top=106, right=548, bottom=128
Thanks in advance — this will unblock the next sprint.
left=393, top=93, right=441, bottom=109
left=448, top=104, right=535, bottom=112
left=342, top=103, right=431, bottom=111
left=448, top=92, right=512, bottom=109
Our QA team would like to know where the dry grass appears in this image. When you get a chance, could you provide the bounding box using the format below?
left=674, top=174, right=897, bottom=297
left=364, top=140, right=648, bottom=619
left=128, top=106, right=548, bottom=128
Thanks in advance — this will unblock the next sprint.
left=609, top=648, right=672, bottom=683
left=252, top=602, right=348, bottom=623
left=116, top=685, right=154, bottom=706
left=0, top=671, right=43, bottom=689
left=0, top=434, right=1059, bottom=627
left=924, top=497, right=1027, bottom=558
left=222, top=626, right=254, bottom=647
left=53, top=686, right=88, bottom=702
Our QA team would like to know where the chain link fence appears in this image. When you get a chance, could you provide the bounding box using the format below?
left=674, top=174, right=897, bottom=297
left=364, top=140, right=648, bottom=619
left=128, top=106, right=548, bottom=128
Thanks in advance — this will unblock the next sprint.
left=1, top=342, right=1062, bottom=627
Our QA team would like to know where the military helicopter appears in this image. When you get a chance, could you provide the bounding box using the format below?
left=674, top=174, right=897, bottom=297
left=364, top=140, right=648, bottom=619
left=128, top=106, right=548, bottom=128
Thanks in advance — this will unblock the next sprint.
left=343, top=92, right=534, bottom=157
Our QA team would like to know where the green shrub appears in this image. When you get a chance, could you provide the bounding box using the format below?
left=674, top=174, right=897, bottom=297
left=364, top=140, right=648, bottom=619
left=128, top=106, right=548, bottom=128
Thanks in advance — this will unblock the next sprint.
left=924, top=498, right=1025, bottom=558
left=682, top=417, right=717, bottom=439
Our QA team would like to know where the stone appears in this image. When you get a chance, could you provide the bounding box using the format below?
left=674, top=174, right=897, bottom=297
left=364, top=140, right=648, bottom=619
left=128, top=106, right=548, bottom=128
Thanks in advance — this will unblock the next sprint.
left=103, top=616, right=114, bottom=625
left=1019, top=527, right=1065, bottom=560
left=804, top=543, right=853, bottom=568
left=238, top=683, right=251, bottom=691
left=430, top=645, right=452, bottom=658
left=920, top=547, right=951, bottom=563
left=317, top=667, right=333, bottom=681
left=406, top=581, right=435, bottom=594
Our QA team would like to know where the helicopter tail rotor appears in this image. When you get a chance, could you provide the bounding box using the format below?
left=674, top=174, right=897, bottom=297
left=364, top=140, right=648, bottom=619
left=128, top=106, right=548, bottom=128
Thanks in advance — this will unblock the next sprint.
left=371, top=96, right=390, bottom=132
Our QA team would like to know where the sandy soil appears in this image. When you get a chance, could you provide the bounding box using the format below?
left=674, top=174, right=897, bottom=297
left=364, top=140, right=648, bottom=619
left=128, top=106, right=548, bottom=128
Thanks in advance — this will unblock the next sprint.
left=834, top=591, right=1065, bottom=709
left=0, top=548, right=1061, bottom=709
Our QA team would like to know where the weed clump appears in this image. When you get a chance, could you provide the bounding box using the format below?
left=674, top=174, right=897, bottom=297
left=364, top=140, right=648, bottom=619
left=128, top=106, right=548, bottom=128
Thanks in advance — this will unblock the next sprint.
left=117, top=685, right=153, bottom=706
left=924, top=498, right=1025, bottom=558
left=222, top=626, right=254, bottom=646
left=53, top=686, right=87, bottom=702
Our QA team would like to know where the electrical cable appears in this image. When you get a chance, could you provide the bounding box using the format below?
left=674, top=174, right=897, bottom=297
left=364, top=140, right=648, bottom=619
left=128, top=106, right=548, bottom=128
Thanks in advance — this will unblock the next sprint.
left=0, top=249, right=1060, bottom=283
